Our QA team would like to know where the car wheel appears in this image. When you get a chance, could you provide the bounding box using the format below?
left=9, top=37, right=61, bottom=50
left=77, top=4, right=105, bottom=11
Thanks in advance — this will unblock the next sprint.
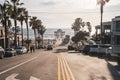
left=0, top=53, right=4, bottom=59
left=117, top=58, right=120, bottom=65
left=117, top=61, right=120, bottom=65
left=14, top=53, right=16, bottom=56
left=106, top=54, right=111, bottom=60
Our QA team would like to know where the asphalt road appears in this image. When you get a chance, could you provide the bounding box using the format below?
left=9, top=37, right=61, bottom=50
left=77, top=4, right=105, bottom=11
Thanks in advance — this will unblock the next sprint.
left=0, top=46, right=120, bottom=80
left=56, top=46, right=120, bottom=80
left=0, top=50, right=58, bottom=80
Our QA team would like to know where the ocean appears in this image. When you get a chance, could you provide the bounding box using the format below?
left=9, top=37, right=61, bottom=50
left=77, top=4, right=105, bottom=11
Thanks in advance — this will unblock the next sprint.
left=23, top=28, right=74, bottom=40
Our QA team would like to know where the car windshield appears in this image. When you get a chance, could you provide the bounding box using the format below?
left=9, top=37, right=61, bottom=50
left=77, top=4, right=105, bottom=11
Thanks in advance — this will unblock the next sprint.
left=6, top=49, right=13, bottom=51
left=100, top=45, right=110, bottom=48
left=16, top=47, right=22, bottom=49
left=91, top=45, right=98, bottom=48
left=48, top=45, right=52, bottom=47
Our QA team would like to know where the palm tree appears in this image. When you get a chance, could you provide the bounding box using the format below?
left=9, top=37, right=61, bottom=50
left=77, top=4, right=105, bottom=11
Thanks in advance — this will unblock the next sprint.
left=17, top=8, right=26, bottom=46
left=97, top=0, right=109, bottom=43
left=10, top=0, right=24, bottom=48
left=38, top=25, right=46, bottom=46
left=29, top=16, right=38, bottom=48
left=24, top=10, right=31, bottom=49
left=36, top=19, right=42, bottom=47
left=0, top=1, right=12, bottom=49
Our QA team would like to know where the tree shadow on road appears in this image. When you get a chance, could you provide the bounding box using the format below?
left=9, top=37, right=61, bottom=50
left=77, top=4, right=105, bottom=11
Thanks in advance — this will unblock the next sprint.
left=105, top=59, right=120, bottom=80
left=54, top=48, right=68, bottom=53
left=89, top=75, right=107, bottom=80
left=68, top=51, right=80, bottom=53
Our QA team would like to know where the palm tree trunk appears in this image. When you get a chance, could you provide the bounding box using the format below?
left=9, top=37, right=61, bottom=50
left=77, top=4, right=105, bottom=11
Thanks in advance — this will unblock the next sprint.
left=13, top=3, right=17, bottom=48
left=26, top=23, right=29, bottom=40
left=20, top=21, right=24, bottom=46
left=42, top=35, right=43, bottom=46
left=14, top=19, right=17, bottom=48
left=100, top=4, right=103, bottom=44
left=26, top=21, right=30, bottom=49
left=38, top=33, right=41, bottom=48
left=34, top=29, right=37, bottom=48
left=4, top=16, right=7, bottom=49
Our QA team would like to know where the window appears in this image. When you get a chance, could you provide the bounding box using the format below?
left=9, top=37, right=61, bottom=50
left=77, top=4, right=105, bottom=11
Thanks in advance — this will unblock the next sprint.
left=114, top=35, right=120, bottom=45
left=116, top=21, right=120, bottom=31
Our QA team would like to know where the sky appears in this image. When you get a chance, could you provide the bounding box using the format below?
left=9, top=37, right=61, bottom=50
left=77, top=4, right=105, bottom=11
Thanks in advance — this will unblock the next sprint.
left=0, top=0, right=120, bottom=32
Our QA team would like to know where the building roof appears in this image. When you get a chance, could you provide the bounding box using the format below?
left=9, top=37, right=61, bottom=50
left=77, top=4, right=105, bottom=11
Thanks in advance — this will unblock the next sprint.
left=95, top=21, right=111, bottom=29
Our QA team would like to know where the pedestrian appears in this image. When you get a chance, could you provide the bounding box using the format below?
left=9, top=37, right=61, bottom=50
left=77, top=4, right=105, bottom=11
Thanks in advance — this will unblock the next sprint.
left=33, top=45, right=35, bottom=52
left=30, top=46, right=32, bottom=53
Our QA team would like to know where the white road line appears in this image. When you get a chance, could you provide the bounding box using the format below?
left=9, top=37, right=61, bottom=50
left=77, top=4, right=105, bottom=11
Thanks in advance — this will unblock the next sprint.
left=30, top=76, right=40, bottom=80
left=5, top=73, right=20, bottom=80
left=0, top=57, right=37, bottom=75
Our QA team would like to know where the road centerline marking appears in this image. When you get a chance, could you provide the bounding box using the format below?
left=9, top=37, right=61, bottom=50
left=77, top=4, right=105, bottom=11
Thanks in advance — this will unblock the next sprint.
left=59, top=55, right=66, bottom=80
left=58, top=56, right=61, bottom=80
left=61, top=55, right=70, bottom=80
left=0, top=57, right=37, bottom=75
left=63, top=56, right=76, bottom=80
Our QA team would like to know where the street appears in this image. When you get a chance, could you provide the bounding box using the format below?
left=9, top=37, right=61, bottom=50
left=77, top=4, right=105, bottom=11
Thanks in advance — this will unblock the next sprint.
left=0, top=50, right=58, bottom=80
left=0, top=46, right=120, bottom=80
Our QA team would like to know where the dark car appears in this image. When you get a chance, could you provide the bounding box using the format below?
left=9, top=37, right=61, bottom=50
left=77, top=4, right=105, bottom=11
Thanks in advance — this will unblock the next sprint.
left=82, top=45, right=91, bottom=55
left=38, top=45, right=46, bottom=49
left=5, top=48, right=16, bottom=57
left=0, top=46, right=5, bottom=59
left=47, top=45, right=53, bottom=50
left=78, top=46, right=84, bottom=52
left=68, top=44, right=76, bottom=50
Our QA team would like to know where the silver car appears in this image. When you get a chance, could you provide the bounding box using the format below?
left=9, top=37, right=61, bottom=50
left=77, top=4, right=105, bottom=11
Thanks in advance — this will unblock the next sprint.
left=16, top=46, right=27, bottom=54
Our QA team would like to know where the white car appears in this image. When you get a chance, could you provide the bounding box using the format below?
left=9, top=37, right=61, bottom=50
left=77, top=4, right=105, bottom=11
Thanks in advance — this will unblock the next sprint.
left=98, top=44, right=111, bottom=57
left=16, top=46, right=27, bottom=54
left=89, top=45, right=99, bottom=54
left=89, top=44, right=111, bottom=57
left=0, top=46, right=5, bottom=59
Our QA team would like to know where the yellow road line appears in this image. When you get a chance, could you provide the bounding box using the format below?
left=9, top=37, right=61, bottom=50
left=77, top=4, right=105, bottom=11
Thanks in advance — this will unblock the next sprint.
left=62, top=55, right=76, bottom=80
left=61, top=55, right=70, bottom=80
left=58, top=54, right=76, bottom=80
left=59, top=55, right=66, bottom=80
left=58, top=56, right=61, bottom=80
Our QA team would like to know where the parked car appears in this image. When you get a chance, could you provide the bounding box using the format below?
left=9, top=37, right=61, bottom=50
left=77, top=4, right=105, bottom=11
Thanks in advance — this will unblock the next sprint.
left=89, top=44, right=99, bottom=56
left=46, top=45, right=53, bottom=50
left=78, top=46, right=85, bottom=52
left=38, top=45, right=46, bottom=49
left=0, top=46, right=5, bottom=59
left=89, top=44, right=111, bottom=57
left=5, top=48, right=16, bottom=57
left=97, top=44, right=111, bottom=57
left=15, top=46, right=27, bottom=54
left=82, top=45, right=91, bottom=55
left=68, top=44, right=76, bottom=50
